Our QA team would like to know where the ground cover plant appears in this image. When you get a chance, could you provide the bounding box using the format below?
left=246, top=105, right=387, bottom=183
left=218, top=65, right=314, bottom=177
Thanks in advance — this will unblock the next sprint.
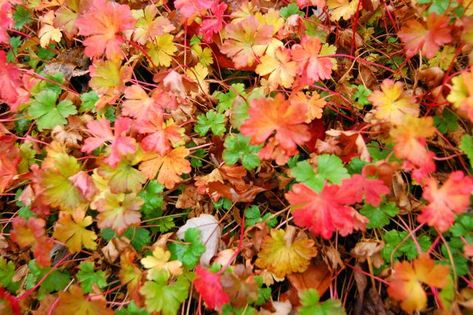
left=1, top=0, right=473, bottom=313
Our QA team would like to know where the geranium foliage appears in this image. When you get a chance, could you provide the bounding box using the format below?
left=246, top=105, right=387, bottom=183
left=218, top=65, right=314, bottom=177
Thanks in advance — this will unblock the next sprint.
left=1, top=0, right=473, bottom=314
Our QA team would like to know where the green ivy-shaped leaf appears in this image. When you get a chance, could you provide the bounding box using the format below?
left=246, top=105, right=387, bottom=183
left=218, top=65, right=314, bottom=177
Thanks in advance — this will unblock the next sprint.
left=77, top=262, right=108, bottom=293
left=360, top=202, right=399, bottom=229
left=195, top=110, right=226, bottom=136
left=168, top=228, right=205, bottom=269
left=298, top=289, right=346, bottom=315
left=223, top=134, right=261, bottom=170
left=29, top=90, right=77, bottom=131
left=140, top=273, right=190, bottom=315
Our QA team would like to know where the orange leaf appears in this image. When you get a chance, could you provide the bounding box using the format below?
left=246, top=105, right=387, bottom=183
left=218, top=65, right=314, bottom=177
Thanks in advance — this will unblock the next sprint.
left=387, top=254, right=449, bottom=313
left=139, top=147, right=191, bottom=189
left=54, top=285, right=114, bottom=315
left=398, top=13, right=452, bottom=59
left=240, top=94, right=310, bottom=165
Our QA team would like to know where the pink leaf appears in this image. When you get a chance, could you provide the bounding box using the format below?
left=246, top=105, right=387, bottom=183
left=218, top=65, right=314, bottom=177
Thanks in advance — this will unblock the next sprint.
left=75, top=0, right=135, bottom=59
left=175, top=0, right=212, bottom=19
left=194, top=265, right=230, bottom=310
left=418, top=171, right=473, bottom=232
left=0, top=2, right=12, bottom=44
left=82, top=118, right=136, bottom=166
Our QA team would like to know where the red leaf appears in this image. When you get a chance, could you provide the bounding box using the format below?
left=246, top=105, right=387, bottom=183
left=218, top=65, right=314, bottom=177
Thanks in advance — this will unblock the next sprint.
left=338, top=174, right=390, bottom=207
left=194, top=265, right=230, bottom=310
left=285, top=183, right=368, bottom=239
left=418, top=171, right=473, bottom=232
left=0, top=51, right=23, bottom=111
left=199, top=1, right=227, bottom=42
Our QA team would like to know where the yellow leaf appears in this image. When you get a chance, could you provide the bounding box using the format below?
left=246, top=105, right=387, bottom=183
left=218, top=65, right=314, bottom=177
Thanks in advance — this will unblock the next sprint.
left=255, top=227, right=317, bottom=278
left=53, top=213, right=97, bottom=252
left=368, top=79, right=419, bottom=125
left=39, top=24, right=62, bottom=48
left=40, top=152, right=87, bottom=211
left=139, top=147, right=191, bottom=189
left=186, top=63, right=209, bottom=94
left=447, top=68, right=473, bottom=121
left=255, top=8, right=284, bottom=35
left=327, top=0, right=360, bottom=21
left=141, top=246, right=183, bottom=280
left=256, top=47, right=297, bottom=90
left=147, top=34, right=177, bottom=67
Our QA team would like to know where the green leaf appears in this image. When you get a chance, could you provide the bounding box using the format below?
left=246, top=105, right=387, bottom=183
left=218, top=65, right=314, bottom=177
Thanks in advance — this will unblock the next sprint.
left=223, top=134, right=261, bottom=170
left=245, top=205, right=277, bottom=227
left=190, top=148, right=207, bottom=168
left=382, top=230, right=431, bottom=262
left=31, top=73, right=64, bottom=96
left=367, top=142, right=392, bottom=161
left=316, top=154, right=349, bottom=185
left=428, top=0, right=452, bottom=14
left=80, top=91, right=99, bottom=112
left=347, top=157, right=367, bottom=174
left=168, top=228, right=206, bottom=269
left=140, top=181, right=164, bottom=213
left=291, top=155, right=349, bottom=192
left=29, top=90, right=77, bottom=131
left=450, top=214, right=473, bottom=237
left=0, top=258, right=20, bottom=293
left=460, top=134, right=473, bottom=168
left=434, top=109, right=458, bottom=134
left=189, top=35, right=201, bottom=46
left=25, top=261, right=71, bottom=300
left=290, top=160, right=324, bottom=191
left=439, top=275, right=455, bottom=311
left=360, top=202, right=399, bottom=229
left=7, top=36, right=22, bottom=62
left=222, top=304, right=257, bottom=315
left=195, top=110, right=226, bottom=136
left=77, top=262, right=108, bottom=293
left=298, top=289, right=346, bottom=315
left=101, top=228, right=116, bottom=241
left=116, top=301, right=150, bottom=315
left=214, top=83, right=246, bottom=113
left=255, top=276, right=272, bottom=306
left=139, top=181, right=168, bottom=233
left=124, top=227, right=151, bottom=251
left=37, top=47, right=56, bottom=60
left=140, top=274, right=190, bottom=315
left=13, top=5, right=32, bottom=29
left=280, top=3, right=304, bottom=18
left=213, top=197, right=232, bottom=210
left=441, top=237, right=469, bottom=276
left=352, top=85, right=372, bottom=106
